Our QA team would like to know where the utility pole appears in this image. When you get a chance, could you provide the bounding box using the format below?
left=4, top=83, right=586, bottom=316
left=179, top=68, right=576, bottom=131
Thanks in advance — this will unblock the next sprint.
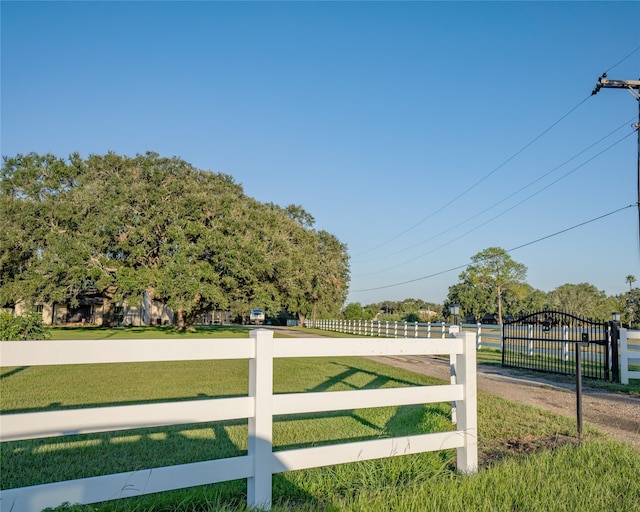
left=592, top=74, right=640, bottom=241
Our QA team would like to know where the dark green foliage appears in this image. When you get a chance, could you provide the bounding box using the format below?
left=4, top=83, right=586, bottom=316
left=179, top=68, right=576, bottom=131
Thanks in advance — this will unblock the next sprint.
left=624, top=288, right=640, bottom=328
left=0, top=152, right=350, bottom=328
left=365, top=298, right=442, bottom=322
left=0, top=309, right=49, bottom=340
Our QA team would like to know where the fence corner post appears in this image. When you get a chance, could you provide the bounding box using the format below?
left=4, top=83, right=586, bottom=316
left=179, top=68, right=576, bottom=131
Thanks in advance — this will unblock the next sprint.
left=455, top=330, right=478, bottom=474
left=620, top=328, right=629, bottom=385
left=248, top=329, right=274, bottom=510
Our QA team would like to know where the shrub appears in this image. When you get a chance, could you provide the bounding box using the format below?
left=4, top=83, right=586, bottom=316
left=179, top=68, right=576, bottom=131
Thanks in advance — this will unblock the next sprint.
left=0, top=310, right=50, bottom=340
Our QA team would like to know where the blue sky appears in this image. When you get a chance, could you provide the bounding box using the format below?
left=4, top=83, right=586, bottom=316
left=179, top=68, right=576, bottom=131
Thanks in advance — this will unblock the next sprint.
left=2, top=1, right=639, bottom=306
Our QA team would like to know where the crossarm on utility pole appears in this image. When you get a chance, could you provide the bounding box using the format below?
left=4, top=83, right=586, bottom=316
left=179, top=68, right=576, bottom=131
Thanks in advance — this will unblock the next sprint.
left=592, top=75, right=640, bottom=99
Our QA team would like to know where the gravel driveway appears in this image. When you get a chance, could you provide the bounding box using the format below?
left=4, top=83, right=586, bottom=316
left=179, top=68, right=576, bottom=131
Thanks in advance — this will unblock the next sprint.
left=265, top=327, right=640, bottom=449
left=371, top=354, right=640, bottom=449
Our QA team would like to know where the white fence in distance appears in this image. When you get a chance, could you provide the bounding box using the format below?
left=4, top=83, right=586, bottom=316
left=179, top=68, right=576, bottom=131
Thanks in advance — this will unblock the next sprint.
left=314, top=319, right=502, bottom=349
left=0, top=330, right=478, bottom=512
left=621, top=329, right=640, bottom=384
left=314, top=319, right=640, bottom=383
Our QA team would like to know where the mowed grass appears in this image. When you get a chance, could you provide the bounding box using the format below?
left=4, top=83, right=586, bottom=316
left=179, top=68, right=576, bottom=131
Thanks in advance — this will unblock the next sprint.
left=48, top=324, right=254, bottom=340
left=1, top=326, right=639, bottom=511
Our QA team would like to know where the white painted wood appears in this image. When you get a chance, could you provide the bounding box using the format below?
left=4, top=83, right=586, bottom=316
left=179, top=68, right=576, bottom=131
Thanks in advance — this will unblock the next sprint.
left=271, top=431, right=464, bottom=473
left=273, top=385, right=463, bottom=415
left=1, top=329, right=479, bottom=511
left=247, top=329, right=274, bottom=511
left=0, top=338, right=253, bottom=366
left=0, top=396, right=253, bottom=442
left=273, top=337, right=462, bottom=358
left=621, top=329, right=640, bottom=384
left=0, top=456, right=252, bottom=512
left=454, top=331, right=478, bottom=473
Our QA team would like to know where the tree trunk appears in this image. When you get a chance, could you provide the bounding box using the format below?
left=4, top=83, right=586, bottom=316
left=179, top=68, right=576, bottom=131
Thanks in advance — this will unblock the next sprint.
left=102, top=299, right=114, bottom=327
left=298, top=313, right=306, bottom=328
left=176, top=308, right=187, bottom=330
left=312, top=301, right=317, bottom=329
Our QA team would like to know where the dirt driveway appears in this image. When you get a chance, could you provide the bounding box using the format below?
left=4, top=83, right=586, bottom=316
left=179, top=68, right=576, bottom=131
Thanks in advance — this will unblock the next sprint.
left=265, top=327, right=640, bottom=449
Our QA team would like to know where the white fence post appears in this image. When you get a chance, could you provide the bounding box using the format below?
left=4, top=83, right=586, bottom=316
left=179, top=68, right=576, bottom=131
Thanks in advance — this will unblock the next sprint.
left=448, top=325, right=460, bottom=424
left=455, top=330, right=478, bottom=473
left=621, top=328, right=629, bottom=385
left=248, top=329, right=274, bottom=510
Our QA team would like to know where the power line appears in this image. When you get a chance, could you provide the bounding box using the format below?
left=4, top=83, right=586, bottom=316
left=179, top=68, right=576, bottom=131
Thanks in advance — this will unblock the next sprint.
left=354, top=118, right=634, bottom=267
left=603, top=45, right=640, bottom=74
left=351, top=204, right=635, bottom=293
left=507, top=204, right=635, bottom=253
left=355, top=45, right=640, bottom=260
left=353, top=95, right=593, bottom=258
left=354, top=127, right=636, bottom=277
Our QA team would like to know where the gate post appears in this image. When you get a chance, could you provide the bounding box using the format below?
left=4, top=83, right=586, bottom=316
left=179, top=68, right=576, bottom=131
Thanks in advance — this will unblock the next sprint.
left=610, top=318, right=621, bottom=383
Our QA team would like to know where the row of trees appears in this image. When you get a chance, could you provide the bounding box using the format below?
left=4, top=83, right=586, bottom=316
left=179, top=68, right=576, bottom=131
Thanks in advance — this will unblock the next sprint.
left=443, top=247, right=638, bottom=326
left=346, top=248, right=639, bottom=328
left=344, top=298, right=440, bottom=322
left=1, top=152, right=350, bottom=328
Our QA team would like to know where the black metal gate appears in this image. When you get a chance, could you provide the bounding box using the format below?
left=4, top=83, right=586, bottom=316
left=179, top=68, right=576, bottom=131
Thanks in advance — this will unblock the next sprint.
left=502, top=310, right=619, bottom=382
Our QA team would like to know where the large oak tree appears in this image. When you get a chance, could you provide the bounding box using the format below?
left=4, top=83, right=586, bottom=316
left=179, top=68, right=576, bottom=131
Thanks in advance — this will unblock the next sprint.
left=1, top=152, right=350, bottom=328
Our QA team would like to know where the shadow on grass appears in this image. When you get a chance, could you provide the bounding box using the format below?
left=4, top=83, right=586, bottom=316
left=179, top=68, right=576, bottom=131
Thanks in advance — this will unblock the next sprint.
left=0, top=366, right=29, bottom=380
left=1, top=359, right=456, bottom=511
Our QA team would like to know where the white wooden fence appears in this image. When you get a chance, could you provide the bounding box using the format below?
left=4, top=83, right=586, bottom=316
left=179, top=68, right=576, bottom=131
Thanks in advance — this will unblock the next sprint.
left=0, top=330, right=478, bottom=512
left=314, top=319, right=502, bottom=349
left=315, top=319, right=640, bottom=383
left=621, top=328, right=640, bottom=384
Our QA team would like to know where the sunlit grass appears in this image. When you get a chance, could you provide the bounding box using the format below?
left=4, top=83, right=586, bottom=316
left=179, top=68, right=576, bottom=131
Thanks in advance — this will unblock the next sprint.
left=2, top=326, right=639, bottom=511
left=47, top=324, right=254, bottom=340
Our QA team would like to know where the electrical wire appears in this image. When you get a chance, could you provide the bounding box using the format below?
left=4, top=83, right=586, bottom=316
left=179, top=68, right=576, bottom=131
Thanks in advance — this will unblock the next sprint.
left=354, top=118, right=635, bottom=266
left=351, top=204, right=636, bottom=293
left=353, top=94, right=593, bottom=258
left=355, top=127, right=636, bottom=276
left=603, top=45, right=640, bottom=74
left=354, top=44, right=640, bottom=259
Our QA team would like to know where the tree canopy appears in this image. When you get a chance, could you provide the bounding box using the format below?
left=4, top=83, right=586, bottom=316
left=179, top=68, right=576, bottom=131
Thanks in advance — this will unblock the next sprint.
left=453, top=247, right=527, bottom=325
left=1, top=152, right=350, bottom=328
left=442, top=246, right=636, bottom=327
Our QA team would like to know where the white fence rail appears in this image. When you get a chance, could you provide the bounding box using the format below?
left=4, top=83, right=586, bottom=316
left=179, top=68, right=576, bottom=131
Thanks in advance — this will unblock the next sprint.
left=621, top=328, right=640, bottom=384
left=0, top=330, right=478, bottom=512
left=314, top=319, right=502, bottom=349
left=315, top=320, right=640, bottom=383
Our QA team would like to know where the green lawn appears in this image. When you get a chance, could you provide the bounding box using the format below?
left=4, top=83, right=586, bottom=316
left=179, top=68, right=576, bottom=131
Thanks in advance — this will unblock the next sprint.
left=48, top=324, right=254, bottom=340
left=1, top=326, right=639, bottom=511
